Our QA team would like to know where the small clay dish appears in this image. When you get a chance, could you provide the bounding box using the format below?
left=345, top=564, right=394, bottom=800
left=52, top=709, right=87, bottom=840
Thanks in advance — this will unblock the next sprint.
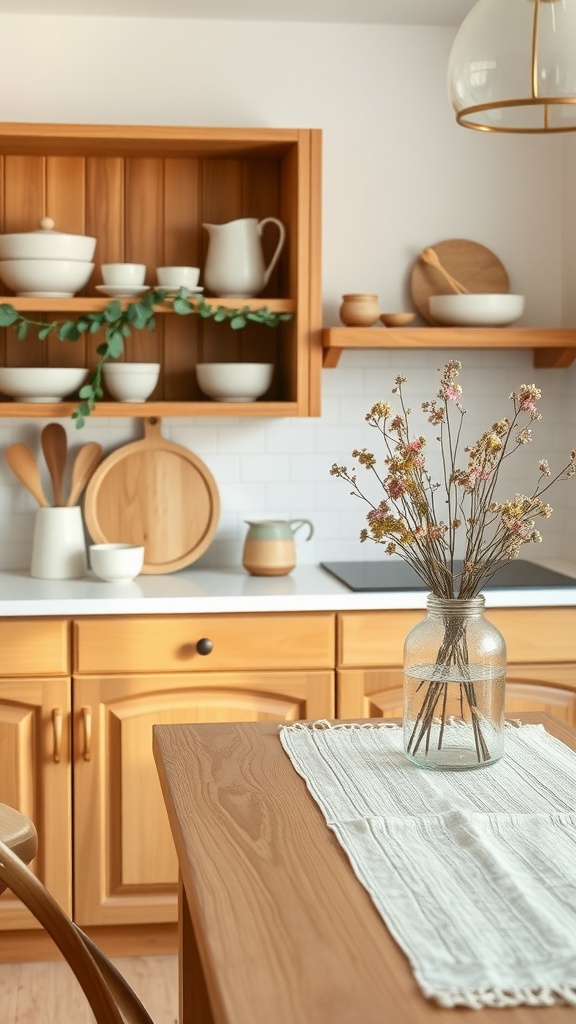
left=379, top=312, right=416, bottom=327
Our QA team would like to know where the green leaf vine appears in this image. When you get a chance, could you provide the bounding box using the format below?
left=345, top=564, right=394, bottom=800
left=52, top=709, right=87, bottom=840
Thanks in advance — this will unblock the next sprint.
left=0, top=289, right=293, bottom=428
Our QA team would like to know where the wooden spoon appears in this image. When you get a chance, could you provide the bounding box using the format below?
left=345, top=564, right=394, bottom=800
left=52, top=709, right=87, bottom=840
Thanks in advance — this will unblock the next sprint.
left=66, top=442, right=104, bottom=507
left=420, top=247, right=470, bottom=295
left=41, top=423, right=68, bottom=507
left=5, top=443, right=49, bottom=507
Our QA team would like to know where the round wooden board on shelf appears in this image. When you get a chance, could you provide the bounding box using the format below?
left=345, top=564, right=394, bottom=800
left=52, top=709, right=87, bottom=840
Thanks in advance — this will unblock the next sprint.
left=410, top=238, right=510, bottom=324
left=83, top=417, right=220, bottom=574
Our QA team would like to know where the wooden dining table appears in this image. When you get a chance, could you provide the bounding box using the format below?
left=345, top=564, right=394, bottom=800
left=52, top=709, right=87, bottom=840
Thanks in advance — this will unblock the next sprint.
left=153, top=712, right=576, bottom=1024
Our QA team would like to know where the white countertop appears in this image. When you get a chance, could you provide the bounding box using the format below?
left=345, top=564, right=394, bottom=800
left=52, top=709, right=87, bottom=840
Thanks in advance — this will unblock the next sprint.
left=1, top=560, right=576, bottom=616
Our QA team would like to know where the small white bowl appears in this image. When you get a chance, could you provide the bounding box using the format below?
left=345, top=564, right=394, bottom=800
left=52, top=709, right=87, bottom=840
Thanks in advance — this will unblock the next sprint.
left=103, top=362, right=160, bottom=403
left=196, top=363, right=273, bottom=403
left=0, top=367, right=89, bottom=402
left=89, top=543, right=145, bottom=583
left=428, top=293, right=525, bottom=327
left=0, top=258, right=94, bottom=297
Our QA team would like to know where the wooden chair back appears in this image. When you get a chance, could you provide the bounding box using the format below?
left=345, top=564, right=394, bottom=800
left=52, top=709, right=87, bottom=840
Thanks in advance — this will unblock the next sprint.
left=0, top=837, right=155, bottom=1024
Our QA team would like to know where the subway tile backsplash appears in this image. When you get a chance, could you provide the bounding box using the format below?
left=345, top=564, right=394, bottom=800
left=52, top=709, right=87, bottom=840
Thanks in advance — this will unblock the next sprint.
left=0, top=350, right=574, bottom=575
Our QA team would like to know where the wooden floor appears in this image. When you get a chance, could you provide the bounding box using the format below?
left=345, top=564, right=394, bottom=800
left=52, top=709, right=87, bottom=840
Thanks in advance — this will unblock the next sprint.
left=0, top=954, right=178, bottom=1024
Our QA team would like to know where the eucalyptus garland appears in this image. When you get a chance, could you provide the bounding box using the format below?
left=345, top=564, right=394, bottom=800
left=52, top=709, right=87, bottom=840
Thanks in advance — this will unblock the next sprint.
left=0, top=289, right=293, bottom=428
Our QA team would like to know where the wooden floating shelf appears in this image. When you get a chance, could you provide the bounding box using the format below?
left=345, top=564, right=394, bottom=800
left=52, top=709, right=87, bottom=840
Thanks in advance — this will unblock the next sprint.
left=322, top=326, right=576, bottom=369
left=0, top=400, right=301, bottom=419
left=1, top=296, right=296, bottom=314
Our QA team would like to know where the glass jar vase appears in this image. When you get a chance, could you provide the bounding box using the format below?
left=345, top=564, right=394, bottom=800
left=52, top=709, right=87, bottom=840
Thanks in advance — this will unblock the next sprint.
left=403, top=595, right=506, bottom=770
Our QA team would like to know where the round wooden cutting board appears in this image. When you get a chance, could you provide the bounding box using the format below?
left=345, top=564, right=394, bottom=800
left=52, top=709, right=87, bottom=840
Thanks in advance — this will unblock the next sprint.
left=410, top=238, right=510, bottom=324
left=83, top=418, right=220, bottom=574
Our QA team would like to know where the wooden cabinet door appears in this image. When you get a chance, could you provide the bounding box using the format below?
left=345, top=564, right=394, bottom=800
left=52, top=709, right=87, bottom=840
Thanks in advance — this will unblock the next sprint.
left=505, top=664, right=576, bottom=725
left=0, top=677, right=71, bottom=930
left=338, top=665, right=576, bottom=725
left=337, top=669, right=403, bottom=720
left=73, top=670, right=334, bottom=927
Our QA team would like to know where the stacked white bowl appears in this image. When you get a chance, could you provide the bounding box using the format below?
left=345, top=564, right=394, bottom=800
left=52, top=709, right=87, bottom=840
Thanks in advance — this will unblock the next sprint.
left=0, top=217, right=95, bottom=297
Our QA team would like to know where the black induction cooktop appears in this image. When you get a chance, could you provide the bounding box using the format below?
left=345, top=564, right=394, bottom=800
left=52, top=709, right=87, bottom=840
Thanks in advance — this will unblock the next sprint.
left=320, top=559, right=576, bottom=592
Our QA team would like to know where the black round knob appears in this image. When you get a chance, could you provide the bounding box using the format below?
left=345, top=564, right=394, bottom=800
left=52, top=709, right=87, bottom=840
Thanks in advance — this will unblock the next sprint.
left=196, top=637, right=213, bottom=656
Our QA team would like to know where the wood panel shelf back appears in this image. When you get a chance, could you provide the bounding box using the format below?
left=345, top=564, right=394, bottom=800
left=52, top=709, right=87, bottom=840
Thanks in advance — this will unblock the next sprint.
left=0, top=122, right=322, bottom=418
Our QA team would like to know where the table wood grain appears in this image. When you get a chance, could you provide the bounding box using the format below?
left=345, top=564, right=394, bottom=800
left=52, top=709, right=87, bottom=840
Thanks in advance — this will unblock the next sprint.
left=153, top=713, right=576, bottom=1024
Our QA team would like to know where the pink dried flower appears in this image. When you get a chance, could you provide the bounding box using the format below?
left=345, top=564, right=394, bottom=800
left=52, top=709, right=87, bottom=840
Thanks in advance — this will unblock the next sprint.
left=387, top=478, right=405, bottom=500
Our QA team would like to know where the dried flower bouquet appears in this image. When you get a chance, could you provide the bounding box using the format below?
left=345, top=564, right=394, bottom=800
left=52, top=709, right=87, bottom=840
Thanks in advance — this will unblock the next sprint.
left=331, top=361, right=576, bottom=762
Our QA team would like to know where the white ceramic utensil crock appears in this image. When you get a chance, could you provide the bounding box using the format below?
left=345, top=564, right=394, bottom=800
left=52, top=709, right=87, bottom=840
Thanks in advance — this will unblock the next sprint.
left=30, top=506, right=87, bottom=579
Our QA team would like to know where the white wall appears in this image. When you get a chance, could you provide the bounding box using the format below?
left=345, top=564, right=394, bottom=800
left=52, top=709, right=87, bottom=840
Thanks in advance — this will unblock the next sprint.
left=0, top=14, right=573, bottom=572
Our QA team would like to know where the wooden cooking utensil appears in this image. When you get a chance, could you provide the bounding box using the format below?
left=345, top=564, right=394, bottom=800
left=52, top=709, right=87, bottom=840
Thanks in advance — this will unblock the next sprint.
left=420, top=248, right=469, bottom=295
left=83, top=417, right=220, bottom=574
left=66, top=442, right=104, bottom=507
left=5, top=443, right=49, bottom=507
left=41, top=423, right=68, bottom=507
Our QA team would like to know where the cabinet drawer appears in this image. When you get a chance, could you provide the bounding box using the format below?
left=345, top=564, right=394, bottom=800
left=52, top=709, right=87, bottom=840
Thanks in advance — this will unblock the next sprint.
left=0, top=618, right=69, bottom=675
left=74, top=613, right=335, bottom=673
left=339, top=607, right=576, bottom=669
left=485, top=607, right=576, bottom=663
left=338, top=611, right=422, bottom=668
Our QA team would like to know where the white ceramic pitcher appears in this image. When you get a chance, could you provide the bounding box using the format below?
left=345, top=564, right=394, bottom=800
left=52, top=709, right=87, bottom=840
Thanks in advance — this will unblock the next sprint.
left=203, top=217, right=286, bottom=298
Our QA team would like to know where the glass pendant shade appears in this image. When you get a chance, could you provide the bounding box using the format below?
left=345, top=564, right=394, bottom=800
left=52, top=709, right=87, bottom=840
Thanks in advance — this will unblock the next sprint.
left=449, top=0, right=576, bottom=132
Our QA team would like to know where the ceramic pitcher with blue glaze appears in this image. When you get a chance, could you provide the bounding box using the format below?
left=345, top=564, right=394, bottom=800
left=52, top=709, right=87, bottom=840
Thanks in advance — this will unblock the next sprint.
left=242, top=518, right=313, bottom=576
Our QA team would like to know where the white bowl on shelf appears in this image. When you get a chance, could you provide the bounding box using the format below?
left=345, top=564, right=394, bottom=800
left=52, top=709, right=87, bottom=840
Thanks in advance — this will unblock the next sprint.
left=0, top=258, right=94, bottom=297
left=102, top=362, right=160, bottom=403
left=428, top=293, right=525, bottom=327
left=0, top=367, right=89, bottom=402
left=196, top=363, right=273, bottom=403
left=89, top=543, right=145, bottom=583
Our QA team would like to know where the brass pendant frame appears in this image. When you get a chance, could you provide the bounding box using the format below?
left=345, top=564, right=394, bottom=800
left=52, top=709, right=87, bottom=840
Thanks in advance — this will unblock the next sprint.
left=454, top=0, right=576, bottom=134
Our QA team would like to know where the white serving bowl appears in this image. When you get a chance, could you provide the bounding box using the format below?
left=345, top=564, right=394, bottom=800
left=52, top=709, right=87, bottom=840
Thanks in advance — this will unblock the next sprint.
left=102, top=362, right=160, bottom=403
left=0, top=258, right=94, bottom=297
left=89, top=543, right=145, bottom=583
left=0, top=219, right=96, bottom=262
left=428, top=293, right=525, bottom=327
left=196, top=363, right=273, bottom=403
left=0, top=367, right=89, bottom=402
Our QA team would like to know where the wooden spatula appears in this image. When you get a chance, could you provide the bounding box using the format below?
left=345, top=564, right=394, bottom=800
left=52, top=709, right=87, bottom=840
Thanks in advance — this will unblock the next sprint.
left=420, top=248, right=470, bottom=295
left=5, top=443, right=49, bottom=507
left=66, top=442, right=104, bottom=507
left=41, top=423, right=68, bottom=507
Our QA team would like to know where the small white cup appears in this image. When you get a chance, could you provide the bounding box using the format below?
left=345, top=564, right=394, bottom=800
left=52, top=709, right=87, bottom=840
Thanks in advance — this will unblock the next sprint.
left=101, top=263, right=146, bottom=286
left=156, top=266, right=200, bottom=290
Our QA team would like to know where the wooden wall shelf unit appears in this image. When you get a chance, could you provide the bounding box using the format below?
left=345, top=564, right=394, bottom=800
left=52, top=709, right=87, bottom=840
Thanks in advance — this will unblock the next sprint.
left=0, top=122, right=322, bottom=418
left=322, top=326, right=576, bottom=369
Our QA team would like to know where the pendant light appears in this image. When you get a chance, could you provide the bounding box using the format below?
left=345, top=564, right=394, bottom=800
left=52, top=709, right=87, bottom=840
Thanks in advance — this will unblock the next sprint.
left=448, top=0, right=576, bottom=133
